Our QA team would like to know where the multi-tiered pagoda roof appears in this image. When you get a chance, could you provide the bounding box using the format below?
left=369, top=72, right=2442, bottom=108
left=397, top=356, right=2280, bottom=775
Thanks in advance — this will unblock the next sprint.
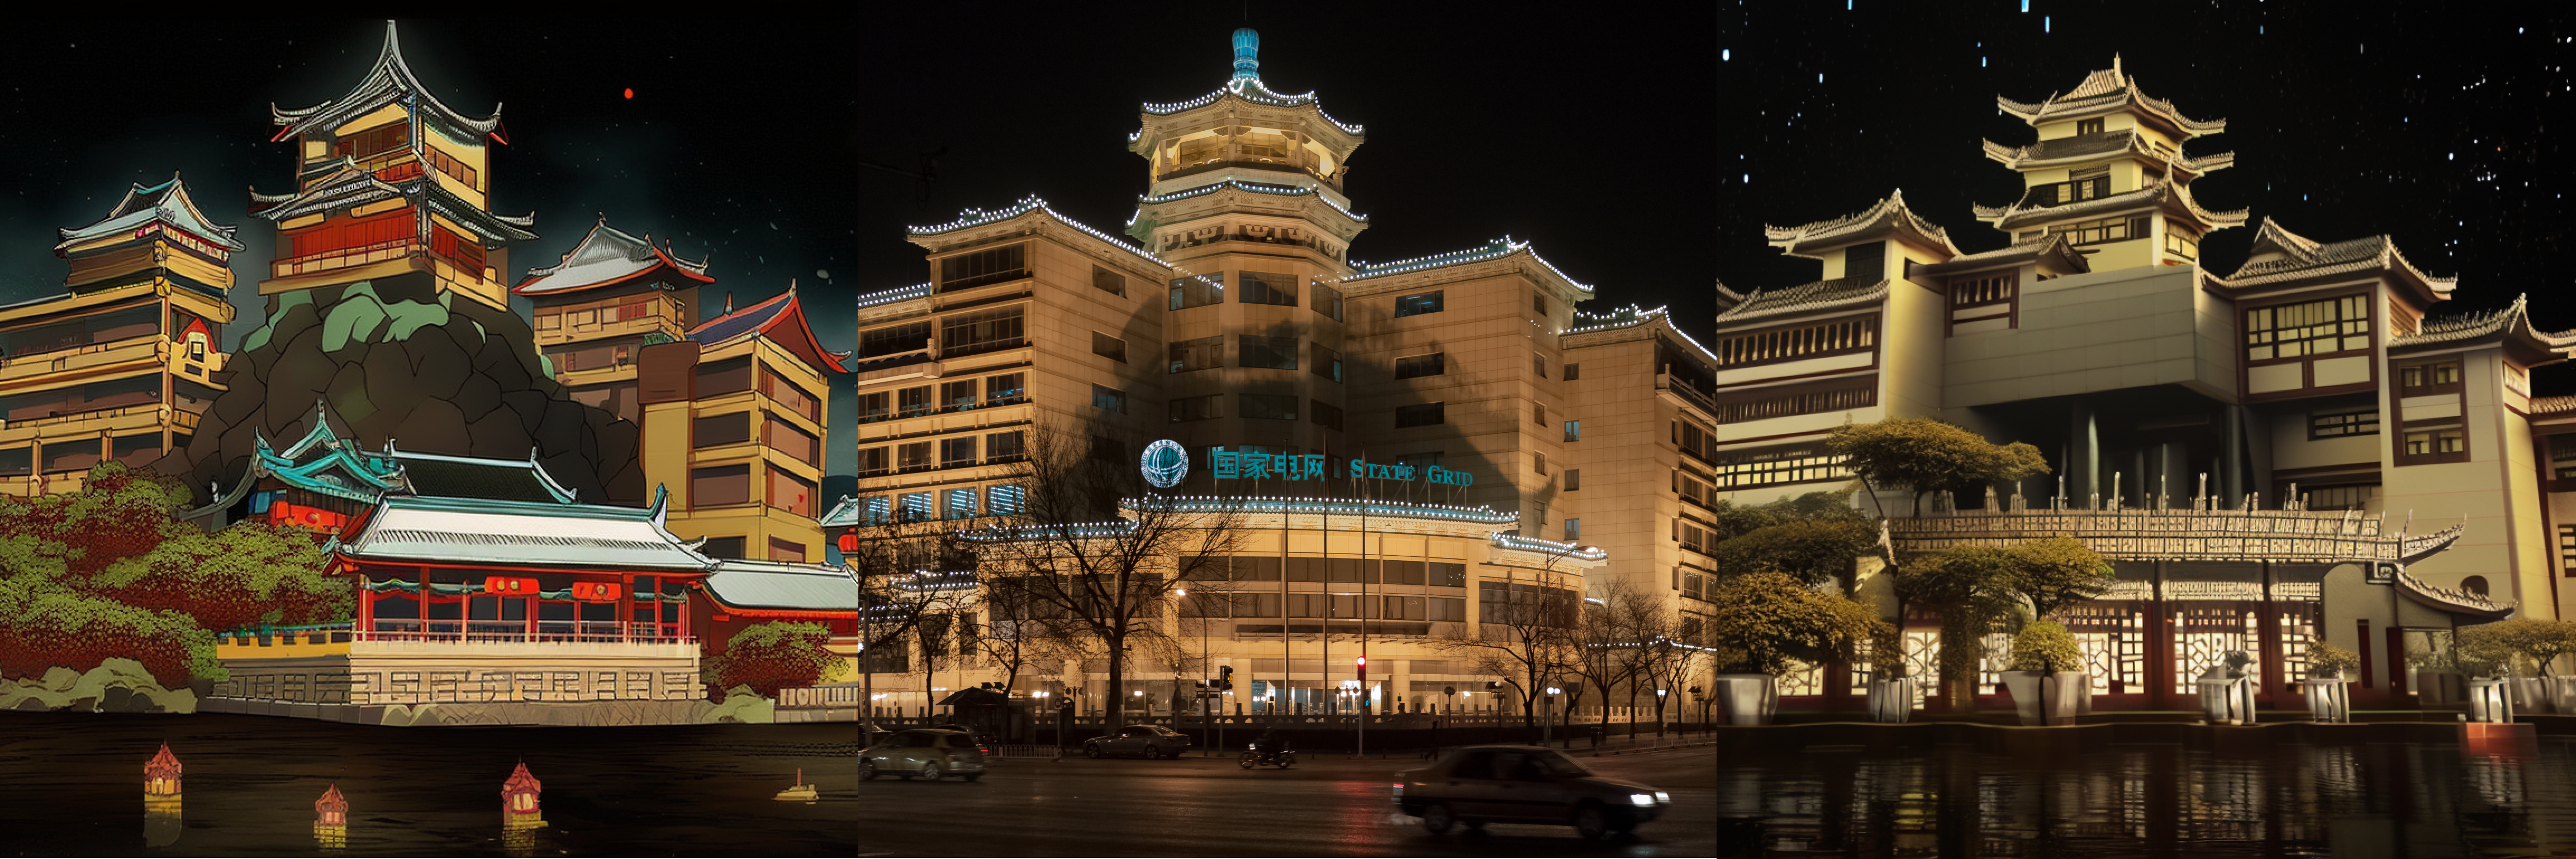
left=269, top=21, right=503, bottom=144
left=1995, top=56, right=2226, bottom=139
left=514, top=216, right=713, bottom=297
left=1764, top=190, right=1960, bottom=259
left=55, top=175, right=242, bottom=254
left=688, top=288, right=850, bottom=375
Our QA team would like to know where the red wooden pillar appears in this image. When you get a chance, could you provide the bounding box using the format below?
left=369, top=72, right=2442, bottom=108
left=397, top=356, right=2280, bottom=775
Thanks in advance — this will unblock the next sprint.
left=621, top=574, right=634, bottom=644
left=2387, top=626, right=2410, bottom=700
left=2147, top=564, right=2174, bottom=710
left=2258, top=563, right=2284, bottom=706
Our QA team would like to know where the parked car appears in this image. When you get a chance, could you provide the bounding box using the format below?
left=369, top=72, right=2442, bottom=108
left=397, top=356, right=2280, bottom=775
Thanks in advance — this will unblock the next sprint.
left=1082, top=724, right=1194, bottom=759
left=1392, top=745, right=1671, bottom=839
left=861, top=728, right=990, bottom=782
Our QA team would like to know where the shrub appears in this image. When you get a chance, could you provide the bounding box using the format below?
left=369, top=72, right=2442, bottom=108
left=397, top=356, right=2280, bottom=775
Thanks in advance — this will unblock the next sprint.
left=1703, top=572, right=1886, bottom=676
left=2006, top=621, right=2083, bottom=675
left=2455, top=619, right=2576, bottom=677
left=2306, top=643, right=2360, bottom=678
left=710, top=622, right=838, bottom=699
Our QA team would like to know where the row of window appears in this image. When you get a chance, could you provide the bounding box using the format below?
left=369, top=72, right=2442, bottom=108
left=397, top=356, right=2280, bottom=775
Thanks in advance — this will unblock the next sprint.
left=0, top=432, right=175, bottom=475
left=1166, top=394, right=1343, bottom=429
left=856, top=431, right=1028, bottom=475
left=1163, top=335, right=1342, bottom=380
left=843, top=484, right=1029, bottom=524
left=1715, top=315, right=1878, bottom=369
left=687, top=464, right=818, bottom=517
left=1179, top=593, right=1467, bottom=623
left=2246, top=295, right=2370, bottom=363
left=1163, top=271, right=1349, bottom=322
left=689, top=411, right=821, bottom=465
left=1187, top=556, right=1472, bottom=586
left=1712, top=443, right=1850, bottom=490
left=858, top=307, right=1027, bottom=361
left=858, top=373, right=1028, bottom=423
left=1714, top=381, right=1878, bottom=424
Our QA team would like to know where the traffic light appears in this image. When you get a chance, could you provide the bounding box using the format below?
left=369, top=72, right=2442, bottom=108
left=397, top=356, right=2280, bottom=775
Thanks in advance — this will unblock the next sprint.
left=1356, top=655, right=1367, bottom=683
left=1219, top=665, right=1234, bottom=690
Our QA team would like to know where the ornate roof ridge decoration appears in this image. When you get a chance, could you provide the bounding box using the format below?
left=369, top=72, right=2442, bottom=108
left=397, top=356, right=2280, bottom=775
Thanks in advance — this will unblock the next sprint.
left=1133, top=179, right=1368, bottom=222
left=2389, top=294, right=2576, bottom=355
left=340, top=487, right=718, bottom=573
left=2532, top=393, right=2576, bottom=415
left=1714, top=274, right=1889, bottom=327
left=1917, top=232, right=2092, bottom=275
left=2211, top=217, right=2457, bottom=299
left=1980, top=130, right=2235, bottom=179
left=512, top=215, right=714, bottom=296
left=272, top=20, right=503, bottom=144
left=1885, top=503, right=2463, bottom=566
left=1715, top=279, right=1745, bottom=313
left=249, top=161, right=536, bottom=244
left=1764, top=189, right=1962, bottom=257
left=2398, top=570, right=2516, bottom=619
left=1338, top=237, right=1596, bottom=298
left=687, top=285, right=852, bottom=374
left=183, top=402, right=411, bottom=519
left=56, top=174, right=244, bottom=253
left=1997, top=55, right=2225, bottom=137
left=1971, top=173, right=2247, bottom=232
left=906, top=194, right=1167, bottom=267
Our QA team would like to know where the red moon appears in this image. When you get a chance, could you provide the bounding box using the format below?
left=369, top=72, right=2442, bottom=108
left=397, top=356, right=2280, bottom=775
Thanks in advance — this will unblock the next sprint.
left=622, top=88, right=634, bottom=100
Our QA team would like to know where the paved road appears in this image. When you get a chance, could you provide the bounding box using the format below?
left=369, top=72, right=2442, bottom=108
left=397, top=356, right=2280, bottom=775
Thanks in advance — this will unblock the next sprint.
left=850, top=745, right=1718, bottom=856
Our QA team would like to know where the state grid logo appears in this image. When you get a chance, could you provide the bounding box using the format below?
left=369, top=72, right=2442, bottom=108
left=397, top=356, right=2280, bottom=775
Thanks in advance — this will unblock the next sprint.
left=1140, top=438, right=1189, bottom=488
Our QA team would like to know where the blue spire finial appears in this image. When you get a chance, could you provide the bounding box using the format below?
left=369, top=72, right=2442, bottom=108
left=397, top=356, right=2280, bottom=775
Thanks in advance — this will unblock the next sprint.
left=1231, top=28, right=1260, bottom=81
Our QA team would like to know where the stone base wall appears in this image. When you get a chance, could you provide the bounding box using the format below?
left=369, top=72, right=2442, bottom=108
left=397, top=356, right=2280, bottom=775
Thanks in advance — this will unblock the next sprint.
left=202, top=695, right=719, bottom=727
left=216, top=646, right=701, bottom=706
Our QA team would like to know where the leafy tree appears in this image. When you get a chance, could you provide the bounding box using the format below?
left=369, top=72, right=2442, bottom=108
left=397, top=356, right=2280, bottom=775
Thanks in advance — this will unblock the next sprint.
left=2457, top=619, right=2576, bottom=677
left=2006, top=621, right=2083, bottom=675
left=1898, top=546, right=2025, bottom=709
left=1702, top=572, right=1885, bottom=677
left=2004, top=537, right=2115, bottom=620
left=93, top=521, right=347, bottom=631
left=711, top=621, right=839, bottom=699
left=1827, top=418, right=2049, bottom=516
left=1711, top=518, right=1878, bottom=592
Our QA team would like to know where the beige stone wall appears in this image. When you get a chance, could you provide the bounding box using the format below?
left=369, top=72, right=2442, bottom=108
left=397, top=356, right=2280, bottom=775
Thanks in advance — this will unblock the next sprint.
left=1941, top=265, right=2228, bottom=408
left=217, top=643, right=702, bottom=705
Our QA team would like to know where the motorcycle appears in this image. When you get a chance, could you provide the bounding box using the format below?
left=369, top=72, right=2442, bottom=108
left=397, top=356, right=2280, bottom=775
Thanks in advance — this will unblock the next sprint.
left=1238, top=738, right=1295, bottom=769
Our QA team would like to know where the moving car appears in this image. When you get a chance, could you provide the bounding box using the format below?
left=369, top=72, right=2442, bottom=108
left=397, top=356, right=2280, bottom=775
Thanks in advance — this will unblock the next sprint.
left=1082, top=724, right=1194, bottom=759
left=861, top=728, right=990, bottom=782
left=1392, top=745, right=1672, bottom=839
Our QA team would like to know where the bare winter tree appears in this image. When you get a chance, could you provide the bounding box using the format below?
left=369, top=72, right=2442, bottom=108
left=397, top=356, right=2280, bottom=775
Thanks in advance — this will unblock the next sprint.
left=1570, top=578, right=1662, bottom=741
left=1433, top=547, right=1584, bottom=735
left=969, top=576, right=1091, bottom=695
left=829, top=493, right=982, bottom=729
left=977, top=423, right=1246, bottom=733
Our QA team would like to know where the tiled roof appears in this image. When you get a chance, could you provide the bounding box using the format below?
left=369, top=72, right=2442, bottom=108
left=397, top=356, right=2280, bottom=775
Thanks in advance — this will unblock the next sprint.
left=392, top=451, right=578, bottom=504
left=1971, top=174, right=2247, bottom=232
left=2388, top=295, right=2576, bottom=351
left=2532, top=394, right=2576, bottom=415
left=906, top=195, right=1166, bottom=267
left=340, top=493, right=714, bottom=572
left=514, top=216, right=712, bottom=296
left=1996, top=56, right=2225, bottom=137
left=2213, top=218, right=2456, bottom=297
left=700, top=559, right=862, bottom=612
left=687, top=287, right=850, bottom=374
left=1765, top=190, right=1961, bottom=256
left=1981, top=130, right=2235, bottom=178
left=1339, top=237, right=1595, bottom=298
left=56, top=175, right=243, bottom=252
left=1917, top=232, right=2091, bottom=275
left=1137, top=76, right=1363, bottom=135
left=270, top=21, right=502, bottom=143
left=1714, top=275, right=1888, bottom=327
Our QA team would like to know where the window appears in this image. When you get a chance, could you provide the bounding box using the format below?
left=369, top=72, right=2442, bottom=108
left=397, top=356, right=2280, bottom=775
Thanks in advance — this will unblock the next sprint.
left=1562, top=363, right=1580, bottom=381
left=769, top=470, right=818, bottom=517
left=1430, top=562, right=1467, bottom=588
left=1239, top=335, right=1299, bottom=370
left=1239, top=394, right=1297, bottom=421
left=1395, top=291, right=1444, bottom=318
left=941, top=437, right=977, bottom=468
left=2165, top=226, right=2200, bottom=260
left=1716, top=315, right=1878, bottom=368
left=942, top=380, right=980, bottom=409
left=1948, top=271, right=2016, bottom=331
left=1169, top=335, right=1224, bottom=373
left=857, top=392, right=890, bottom=421
left=860, top=322, right=932, bottom=358
left=2305, top=484, right=2378, bottom=512
left=332, top=120, right=410, bottom=160
left=899, top=386, right=932, bottom=416
left=1092, top=385, right=1128, bottom=414
left=2053, top=214, right=2149, bottom=246
left=1533, top=403, right=1546, bottom=426
left=2399, top=360, right=2463, bottom=396
left=2076, top=117, right=2104, bottom=135
left=701, top=537, right=745, bottom=560
left=1563, top=469, right=1581, bottom=491
left=1310, top=400, right=1344, bottom=431
left=1840, top=241, right=1885, bottom=280
left=1168, top=394, right=1223, bottom=423
left=1394, top=353, right=1446, bottom=379
left=692, top=412, right=749, bottom=448
left=988, top=484, right=1026, bottom=516
left=2246, top=296, right=2370, bottom=362
left=943, top=487, right=979, bottom=519
left=1170, top=274, right=1225, bottom=309
left=1429, top=596, right=1466, bottom=622
left=2400, top=423, right=2467, bottom=465
left=1382, top=560, right=1425, bottom=585
left=938, top=244, right=1028, bottom=292
left=1397, top=452, right=1444, bottom=473
left=1532, top=353, right=1547, bottom=378
left=766, top=420, right=820, bottom=465
left=1713, top=443, right=1850, bottom=490
left=690, top=464, right=750, bottom=507
left=1715, top=379, right=1879, bottom=424
left=1563, top=420, right=1581, bottom=442
left=1534, top=293, right=1550, bottom=316
left=1311, top=280, right=1343, bottom=321
left=1231, top=556, right=1283, bottom=581
left=2310, top=409, right=2381, bottom=439
left=1563, top=519, right=1581, bottom=541
left=1091, top=332, right=1127, bottom=362
left=1238, top=271, right=1297, bottom=306
left=942, top=307, right=1025, bottom=357
left=2553, top=437, right=2576, bottom=480
left=899, top=491, right=934, bottom=521
left=985, top=373, right=1025, bottom=403
left=857, top=446, right=890, bottom=476
left=2560, top=525, right=2576, bottom=578
left=897, top=442, right=934, bottom=471
left=1533, top=452, right=1548, bottom=476
left=697, top=356, right=753, bottom=396
left=1311, top=343, right=1343, bottom=382
left=986, top=431, right=1025, bottom=462
left=1091, top=265, right=1127, bottom=297
left=1394, top=402, right=1445, bottom=428
left=762, top=372, right=821, bottom=421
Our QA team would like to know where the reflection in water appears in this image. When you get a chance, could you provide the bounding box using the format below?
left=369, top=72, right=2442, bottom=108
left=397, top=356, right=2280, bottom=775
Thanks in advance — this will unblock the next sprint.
left=1739, top=739, right=2576, bottom=856
left=144, top=742, right=183, bottom=848
left=315, top=784, right=348, bottom=852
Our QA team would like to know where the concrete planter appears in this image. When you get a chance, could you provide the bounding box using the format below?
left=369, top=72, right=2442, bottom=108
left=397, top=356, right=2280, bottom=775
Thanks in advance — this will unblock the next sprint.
left=2198, top=675, right=2256, bottom=724
left=1865, top=678, right=1917, bottom=723
left=2002, top=671, right=2087, bottom=726
left=2468, top=677, right=2515, bottom=724
left=1713, top=674, right=1777, bottom=726
left=2301, top=676, right=2350, bottom=723
left=2548, top=676, right=2576, bottom=714
left=2416, top=670, right=2467, bottom=705
left=2507, top=677, right=2552, bottom=714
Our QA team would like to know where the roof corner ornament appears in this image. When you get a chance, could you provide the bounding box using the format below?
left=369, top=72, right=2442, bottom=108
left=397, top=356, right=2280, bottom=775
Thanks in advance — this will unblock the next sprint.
left=1230, top=28, right=1261, bottom=82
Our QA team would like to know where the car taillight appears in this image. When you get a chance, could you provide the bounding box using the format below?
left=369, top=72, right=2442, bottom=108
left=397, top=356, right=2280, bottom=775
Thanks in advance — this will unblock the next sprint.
left=1392, top=782, right=1405, bottom=795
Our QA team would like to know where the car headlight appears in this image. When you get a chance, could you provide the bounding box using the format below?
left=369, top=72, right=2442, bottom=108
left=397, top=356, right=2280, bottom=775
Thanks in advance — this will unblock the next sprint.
left=1655, top=791, right=1670, bottom=803
left=1629, top=793, right=1656, bottom=807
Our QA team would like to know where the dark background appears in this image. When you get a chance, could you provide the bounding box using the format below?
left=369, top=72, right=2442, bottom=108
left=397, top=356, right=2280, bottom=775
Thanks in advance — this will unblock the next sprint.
left=1717, top=2, right=2576, bottom=391
left=0, top=9, right=1709, bottom=490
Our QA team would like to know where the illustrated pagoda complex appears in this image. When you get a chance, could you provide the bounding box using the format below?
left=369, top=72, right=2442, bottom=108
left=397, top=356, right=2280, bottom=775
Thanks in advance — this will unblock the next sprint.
left=516, top=217, right=712, bottom=422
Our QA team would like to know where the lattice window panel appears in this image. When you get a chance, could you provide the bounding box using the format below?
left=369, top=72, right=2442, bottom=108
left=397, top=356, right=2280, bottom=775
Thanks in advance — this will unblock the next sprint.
left=2173, top=605, right=2260, bottom=694
left=1902, top=630, right=1941, bottom=708
left=2278, top=604, right=2319, bottom=682
left=1975, top=632, right=2013, bottom=690
left=1777, top=661, right=1825, bottom=696
left=2064, top=602, right=2146, bottom=694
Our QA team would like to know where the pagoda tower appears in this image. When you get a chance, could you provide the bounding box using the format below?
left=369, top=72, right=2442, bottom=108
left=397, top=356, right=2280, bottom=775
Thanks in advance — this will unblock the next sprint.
left=1974, top=56, right=2245, bottom=271
left=516, top=216, right=714, bottom=422
left=251, top=20, right=534, bottom=312
left=1125, top=28, right=1368, bottom=466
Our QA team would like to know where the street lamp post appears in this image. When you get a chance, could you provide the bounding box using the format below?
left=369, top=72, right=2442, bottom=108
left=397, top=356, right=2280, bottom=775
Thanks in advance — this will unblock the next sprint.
left=1544, top=686, right=1561, bottom=746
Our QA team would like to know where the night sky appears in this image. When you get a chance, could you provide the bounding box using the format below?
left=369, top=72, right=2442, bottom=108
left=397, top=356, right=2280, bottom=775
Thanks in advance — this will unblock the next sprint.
left=0, top=10, right=1708, bottom=489
left=1719, top=3, right=2576, bottom=389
